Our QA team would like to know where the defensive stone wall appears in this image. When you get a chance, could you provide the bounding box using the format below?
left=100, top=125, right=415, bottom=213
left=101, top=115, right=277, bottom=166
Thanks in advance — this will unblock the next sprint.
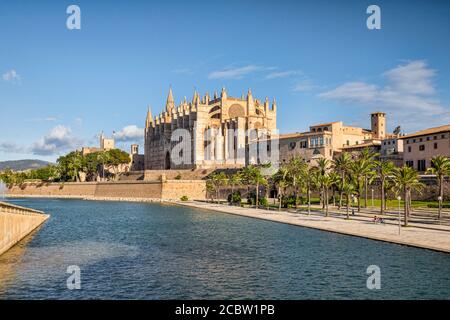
left=7, top=180, right=206, bottom=201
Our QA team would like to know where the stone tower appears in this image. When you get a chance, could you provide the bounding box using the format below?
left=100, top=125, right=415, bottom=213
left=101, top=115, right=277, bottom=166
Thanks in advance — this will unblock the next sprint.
left=371, top=112, right=386, bottom=139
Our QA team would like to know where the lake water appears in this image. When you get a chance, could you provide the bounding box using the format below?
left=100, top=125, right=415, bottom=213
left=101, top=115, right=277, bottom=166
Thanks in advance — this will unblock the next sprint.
left=0, top=198, right=449, bottom=299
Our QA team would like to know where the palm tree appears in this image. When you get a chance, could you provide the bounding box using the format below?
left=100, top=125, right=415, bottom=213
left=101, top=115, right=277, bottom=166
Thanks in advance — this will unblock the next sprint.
left=316, top=158, right=330, bottom=209
left=272, top=167, right=289, bottom=211
left=342, top=182, right=357, bottom=219
left=240, top=165, right=268, bottom=209
left=427, top=155, right=450, bottom=220
left=319, top=174, right=334, bottom=216
left=359, top=148, right=379, bottom=208
left=228, top=172, right=242, bottom=194
left=208, top=172, right=228, bottom=204
left=376, top=160, right=395, bottom=215
left=349, top=157, right=371, bottom=212
left=302, top=166, right=317, bottom=215
left=332, top=152, right=352, bottom=209
left=392, top=166, right=424, bottom=226
left=286, top=157, right=307, bottom=209
left=328, top=171, right=341, bottom=207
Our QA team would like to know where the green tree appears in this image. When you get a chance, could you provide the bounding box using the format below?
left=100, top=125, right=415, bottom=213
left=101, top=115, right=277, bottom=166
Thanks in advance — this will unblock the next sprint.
left=342, top=182, right=357, bottom=219
left=272, top=166, right=289, bottom=211
left=332, top=152, right=352, bottom=209
left=427, top=155, right=450, bottom=220
left=359, top=148, right=379, bottom=208
left=286, top=157, right=307, bottom=209
left=376, top=160, right=395, bottom=215
left=104, top=149, right=130, bottom=180
left=392, top=166, right=424, bottom=226
left=208, top=172, right=228, bottom=204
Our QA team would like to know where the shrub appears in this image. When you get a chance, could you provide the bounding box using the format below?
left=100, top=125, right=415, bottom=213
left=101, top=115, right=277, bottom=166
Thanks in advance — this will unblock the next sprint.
left=180, top=195, right=189, bottom=201
left=227, top=191, right=242, bottom=205
left=174, top=174, right=182, bottom=180
left=247, top=192, right=268, bottom=206
left=427, top=203, right=450, bottom=208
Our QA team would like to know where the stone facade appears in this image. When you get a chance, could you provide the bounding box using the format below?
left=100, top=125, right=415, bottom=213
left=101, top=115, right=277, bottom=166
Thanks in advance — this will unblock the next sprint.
left=400, top=124, right=450, bottom=172
left=278, top=112, right=387, bottom=165
left=0, top=202, right=49, bottom=256
left=144, top=87, right=277, bottom=170
left=7, top=180, right=206, bottom=201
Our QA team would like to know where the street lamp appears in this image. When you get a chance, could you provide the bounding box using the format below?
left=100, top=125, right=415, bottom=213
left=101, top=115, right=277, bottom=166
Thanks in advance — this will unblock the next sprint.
left=397, top=195, right=401, bottom=235
left=438, top=196, right=443, bottom=224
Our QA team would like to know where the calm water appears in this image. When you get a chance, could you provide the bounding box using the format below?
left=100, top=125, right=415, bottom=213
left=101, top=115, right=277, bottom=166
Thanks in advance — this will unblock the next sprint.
left=0, top=198, right=449, bottom=299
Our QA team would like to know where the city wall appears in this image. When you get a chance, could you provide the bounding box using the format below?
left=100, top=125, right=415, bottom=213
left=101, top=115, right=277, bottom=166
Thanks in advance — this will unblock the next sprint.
left=7, top=180, right=206, bottom=201
left=0, top=201, right=49, bottom=256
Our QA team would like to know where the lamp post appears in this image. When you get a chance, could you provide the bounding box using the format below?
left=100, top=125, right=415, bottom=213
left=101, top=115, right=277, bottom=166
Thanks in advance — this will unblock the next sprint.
left=371, top=188, right=374, bottom=208
left=438, top=196, right=443, bottom=224
left=397, top=195, right=401, bottom=235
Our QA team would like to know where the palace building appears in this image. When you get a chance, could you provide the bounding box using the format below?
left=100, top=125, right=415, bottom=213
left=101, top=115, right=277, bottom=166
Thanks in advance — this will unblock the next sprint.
left=144, top=87, right=278, bottom=170
left=278, top=112, right=390, bottom=164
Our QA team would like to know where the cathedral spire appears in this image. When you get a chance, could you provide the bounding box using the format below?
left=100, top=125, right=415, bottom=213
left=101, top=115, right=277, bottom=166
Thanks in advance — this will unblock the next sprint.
left=192, top=90, right=199, bottom=105
left=221, top=87, right=227, bottom=99
left=166, top=86, right=174, bottom=112
left=145, top=106, right=153, bottom=129
left=272, top=98, right=277, bottom=111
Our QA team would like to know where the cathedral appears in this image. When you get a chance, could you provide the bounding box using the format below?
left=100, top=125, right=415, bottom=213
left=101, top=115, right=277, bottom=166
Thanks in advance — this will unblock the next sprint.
left=144, top=87, right=278, bottom=170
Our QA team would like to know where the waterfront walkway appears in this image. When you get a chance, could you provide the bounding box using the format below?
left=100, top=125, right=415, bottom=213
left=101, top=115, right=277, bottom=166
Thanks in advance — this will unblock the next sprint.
left=176, top=201, right=450, bottom=253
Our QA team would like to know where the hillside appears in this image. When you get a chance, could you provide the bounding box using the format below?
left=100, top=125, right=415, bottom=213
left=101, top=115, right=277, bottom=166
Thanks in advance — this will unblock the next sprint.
left=0, top=159, right=53, bottom=172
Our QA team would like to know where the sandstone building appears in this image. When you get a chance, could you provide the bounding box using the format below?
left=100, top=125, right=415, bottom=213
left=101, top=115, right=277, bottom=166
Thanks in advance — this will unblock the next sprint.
left=144, top=88, right=277, bottom=170
left=399, top=124, right=450, bottom=172
left=81, top=132, right=115, bottom=156
left=278, top=112, right=389, bottom=164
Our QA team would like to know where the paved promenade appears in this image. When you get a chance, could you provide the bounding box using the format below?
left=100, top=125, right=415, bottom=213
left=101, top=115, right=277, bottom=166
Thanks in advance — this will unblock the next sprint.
left=176, top=201, right=450, bottom=254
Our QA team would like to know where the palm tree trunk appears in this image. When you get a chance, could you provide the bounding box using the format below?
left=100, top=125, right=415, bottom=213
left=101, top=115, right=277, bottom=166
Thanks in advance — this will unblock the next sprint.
left=439, top=176, right=443, bottom=220
left=404, top=189, right=409, bottom=226
left=307, top=185, right=311, bottom=215
left=380, top=178, right=385, bottom=215
left=364, top=176, right=368, bottom=208
left=278, top=186, right=282, bottom=211
left=325, top=188, right=329, bottom=217
left=255, top=182, right=259, bottom=209
left=339, top=172, right=345, bottom=209
left=346, top=195, right=350, bottom=219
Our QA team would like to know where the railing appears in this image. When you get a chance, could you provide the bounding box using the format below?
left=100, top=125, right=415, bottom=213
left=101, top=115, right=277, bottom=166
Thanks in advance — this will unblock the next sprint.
left=0, top=201, right=46, bottom=216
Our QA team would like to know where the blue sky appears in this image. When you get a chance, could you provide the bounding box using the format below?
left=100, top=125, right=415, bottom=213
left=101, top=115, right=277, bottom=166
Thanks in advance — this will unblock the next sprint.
left=1, top=0, right=449, bottom=162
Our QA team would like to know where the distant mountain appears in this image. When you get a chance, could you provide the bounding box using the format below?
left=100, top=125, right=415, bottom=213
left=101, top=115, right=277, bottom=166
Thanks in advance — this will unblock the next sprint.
left=0, top=159, right=53, bottom=172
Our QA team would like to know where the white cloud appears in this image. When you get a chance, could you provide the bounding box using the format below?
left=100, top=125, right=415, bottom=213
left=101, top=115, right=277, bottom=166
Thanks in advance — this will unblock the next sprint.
left=208, top=65, right=263, bottom=80
left=31, top=125, right=82, bottom=156
left=26, top=117, right=58, bottom=122
left=0, top=142, right=25, bottom=154
left=114, top=125, right=144, bottom=142
left=318, top=60, right=450, bottom=130
left=292, top=80, right=315, bottom=92
left=265, top=70, right=303, bottom=80
left=2, top=69, right=21, bottom=83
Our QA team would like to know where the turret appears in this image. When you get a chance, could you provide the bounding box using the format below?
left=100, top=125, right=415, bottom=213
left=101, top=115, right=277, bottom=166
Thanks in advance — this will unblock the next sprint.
left=272, top=98, right=277, bottom=112
left=246, top=88, right=255, bottom=114
left=166, top=87, right=175, bottom=112
left=145, top=106, right=153, bottom=129
left=264, top=97, right=270, bottom=113
left=221, top=87, right=227, bottom=100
